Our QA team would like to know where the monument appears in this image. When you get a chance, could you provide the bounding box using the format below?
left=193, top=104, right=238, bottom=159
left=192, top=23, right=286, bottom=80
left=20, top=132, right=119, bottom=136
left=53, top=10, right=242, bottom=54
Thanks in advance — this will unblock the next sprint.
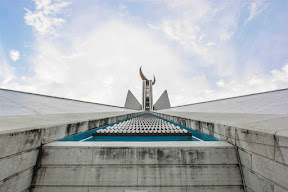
left=140, top=66, right=156, bottom=111
left=0, top=67, right=287, bottom=192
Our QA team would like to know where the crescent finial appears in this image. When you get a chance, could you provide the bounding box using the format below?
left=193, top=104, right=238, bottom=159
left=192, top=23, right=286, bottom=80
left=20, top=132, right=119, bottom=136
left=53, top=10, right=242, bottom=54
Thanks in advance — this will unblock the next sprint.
left=140, top=66, right=148, bottom=81
left=152, top=75, right=156, bottom=85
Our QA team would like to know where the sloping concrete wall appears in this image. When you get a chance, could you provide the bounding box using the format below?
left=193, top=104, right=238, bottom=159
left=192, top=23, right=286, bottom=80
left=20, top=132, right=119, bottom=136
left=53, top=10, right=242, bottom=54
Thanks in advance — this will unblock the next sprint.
left=152, top=111, right=288, bottom=192
left=154, top=90, right=171, bottom=110
left=0, top=88, right=133, bottom=116
left=165, top=88, right=288, bottom=114
left=32, top=141, right=243, bottom=192
left=124, top=90, right=142, bottom=110
left=0, top=112, right=142, bottom=192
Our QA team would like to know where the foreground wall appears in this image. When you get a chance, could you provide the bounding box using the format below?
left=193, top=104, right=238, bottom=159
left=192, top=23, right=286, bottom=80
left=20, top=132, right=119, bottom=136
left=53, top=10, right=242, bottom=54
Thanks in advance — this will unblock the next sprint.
left=152, top=111, right=288, bottom=192
left=32, top=141, right=243, bottom=192
left=0, top=112, right=142, bottom=192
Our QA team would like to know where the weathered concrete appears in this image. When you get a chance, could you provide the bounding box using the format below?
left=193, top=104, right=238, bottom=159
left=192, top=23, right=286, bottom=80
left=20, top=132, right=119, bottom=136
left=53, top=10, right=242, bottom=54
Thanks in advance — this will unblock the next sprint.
left=32, top=141, right=243, bottom=191
left=242, top=167, right=274, bottom=192
left=0, top=112, right=138, bottom=134
left=2, top=87, right=288, bottom=192
left=34, top=165, right=241, bottom=186
left=152, top=111, right=288, bottom=192
left=41, top=141, right=238, bottom=165
left=0, top=112, right=142, bottom=192
left=0, top=149, right=38, bottom=181
left=32, top=186, right=244, bottom=192
left=0, top=168, right=34, bottom=192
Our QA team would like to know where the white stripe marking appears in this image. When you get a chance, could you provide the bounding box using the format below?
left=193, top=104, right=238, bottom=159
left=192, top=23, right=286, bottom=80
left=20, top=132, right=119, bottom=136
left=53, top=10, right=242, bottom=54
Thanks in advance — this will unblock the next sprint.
left=192, top=136, right=203, bottom=141
left=80, top=136, right=92, bottom=142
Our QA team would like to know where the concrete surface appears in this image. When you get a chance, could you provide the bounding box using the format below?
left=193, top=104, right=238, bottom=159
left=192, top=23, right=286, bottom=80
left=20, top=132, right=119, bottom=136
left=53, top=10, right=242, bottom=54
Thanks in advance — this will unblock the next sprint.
left=164, top=88, right=288, bottom=114
left=32, top=141, right=243, bottom=191
left=124, top=90, right=142, bottom=110
left=41, top=141, right=237, bottom=165
left=2, top=87, right=288, bottom=192
left=152, top=111, right=288, bottom=192
left=0, top=111, right=137, bottom=134
left=0, top=111, right=141, bottom=192
left=0, top=88, right=134, bottom=116
left=32, top=186, right=244, bottom=192
left=154, top=90, right=171, bottom=110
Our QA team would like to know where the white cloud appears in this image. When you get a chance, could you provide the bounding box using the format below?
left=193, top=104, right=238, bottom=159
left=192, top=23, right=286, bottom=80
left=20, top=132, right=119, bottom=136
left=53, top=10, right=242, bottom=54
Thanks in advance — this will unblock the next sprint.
left=24, top=0, right=71, bottom=36
left=206, top=42, right=216, bottom=47
left=0, top=49, right=16, bottom=85
left=9, top=50, right=20, bottom=62
left=2, top=0, right=287, bottom=108
left=216, top=80, right=225, bottom=87
left=2, top=16, right=288, bottom=106
left=119, top=4, right=128, bottom=17
left=207, top=63, right=288, bottom=102
left=148, top=1, right=241, bottom=77
left=2, top=21, right=199, bottom=106
left=148, top=0, right=212, bottom=53
left=220, top=32, right=233, bottom=41
left=168, top=62, right=288, bottom=105
left=245, top=1, right=268, bottom=25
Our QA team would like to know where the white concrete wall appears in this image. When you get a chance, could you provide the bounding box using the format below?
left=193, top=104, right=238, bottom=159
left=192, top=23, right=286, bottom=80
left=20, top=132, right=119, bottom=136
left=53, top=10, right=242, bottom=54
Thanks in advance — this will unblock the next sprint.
left=0, top=112, right=141, bottom=192
left=165, top=88, right=288, bottom=114
left=153, top=111, right=288, bottom=192
left=0, top=88, right=133, bottom=116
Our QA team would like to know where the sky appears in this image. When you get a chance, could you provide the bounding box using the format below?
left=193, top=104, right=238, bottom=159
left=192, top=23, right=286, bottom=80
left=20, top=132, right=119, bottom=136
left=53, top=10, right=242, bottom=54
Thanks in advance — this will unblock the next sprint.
left=0, top=0, right=288, bottom=107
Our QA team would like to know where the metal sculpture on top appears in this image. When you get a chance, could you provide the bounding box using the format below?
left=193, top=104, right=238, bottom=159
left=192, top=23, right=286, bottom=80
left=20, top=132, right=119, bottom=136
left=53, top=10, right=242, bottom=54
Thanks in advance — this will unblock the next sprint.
left=139, top=66, right=155, bottom=110
left=140, top=66, right=156, bottom=85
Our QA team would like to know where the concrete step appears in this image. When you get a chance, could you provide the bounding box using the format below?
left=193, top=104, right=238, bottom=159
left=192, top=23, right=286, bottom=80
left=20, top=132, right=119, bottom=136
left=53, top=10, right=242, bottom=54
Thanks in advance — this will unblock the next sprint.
left=32, top=141, right=244, bottom=192
left=32, top=186, right=244, bottom=192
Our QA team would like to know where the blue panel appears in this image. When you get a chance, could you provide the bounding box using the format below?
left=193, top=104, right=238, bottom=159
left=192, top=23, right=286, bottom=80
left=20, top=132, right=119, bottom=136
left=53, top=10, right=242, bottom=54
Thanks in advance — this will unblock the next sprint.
left=88, top=136, right=194, bottom=142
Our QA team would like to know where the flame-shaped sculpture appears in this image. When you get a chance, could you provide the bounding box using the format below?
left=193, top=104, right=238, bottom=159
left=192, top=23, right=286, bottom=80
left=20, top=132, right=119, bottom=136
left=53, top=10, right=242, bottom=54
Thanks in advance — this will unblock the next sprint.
left=140, top=66, right=156, bottom=85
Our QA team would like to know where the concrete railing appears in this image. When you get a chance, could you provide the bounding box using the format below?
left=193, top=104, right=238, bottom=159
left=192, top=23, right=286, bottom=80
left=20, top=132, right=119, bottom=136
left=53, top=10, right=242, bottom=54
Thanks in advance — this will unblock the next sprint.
left=152, top=111, right=288, bottom=192
left=0, top=112, right=142, bottom=192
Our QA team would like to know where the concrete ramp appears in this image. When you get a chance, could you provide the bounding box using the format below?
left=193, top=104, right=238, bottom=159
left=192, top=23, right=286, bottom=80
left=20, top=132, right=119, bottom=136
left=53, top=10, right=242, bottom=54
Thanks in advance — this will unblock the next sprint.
left=32, top=141, right=243, bottom=192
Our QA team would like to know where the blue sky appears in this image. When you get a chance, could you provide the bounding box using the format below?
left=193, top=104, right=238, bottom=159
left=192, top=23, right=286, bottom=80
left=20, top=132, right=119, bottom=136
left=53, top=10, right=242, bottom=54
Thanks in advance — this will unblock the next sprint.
left=0, top=0, right=288, bottom=106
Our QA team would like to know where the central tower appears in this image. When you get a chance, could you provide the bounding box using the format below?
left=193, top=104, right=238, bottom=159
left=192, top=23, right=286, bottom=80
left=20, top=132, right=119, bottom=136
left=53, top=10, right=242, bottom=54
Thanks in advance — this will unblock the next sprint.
left=140, top=67, right=156, bottom=111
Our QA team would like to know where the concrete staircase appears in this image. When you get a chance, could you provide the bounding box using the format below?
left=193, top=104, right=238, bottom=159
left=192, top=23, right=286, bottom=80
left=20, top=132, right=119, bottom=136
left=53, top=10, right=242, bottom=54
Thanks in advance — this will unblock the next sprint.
left=32, top=141, right=244, bottom=192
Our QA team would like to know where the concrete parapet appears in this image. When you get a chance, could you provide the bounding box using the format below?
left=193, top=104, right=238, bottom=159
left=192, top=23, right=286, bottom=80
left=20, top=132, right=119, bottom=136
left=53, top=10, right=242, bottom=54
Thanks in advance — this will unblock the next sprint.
left=0, top=112, right=142, bottom=192
left=0, top=168, right=34, bottom=192
left=152, top=111, right=288, bottom=192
